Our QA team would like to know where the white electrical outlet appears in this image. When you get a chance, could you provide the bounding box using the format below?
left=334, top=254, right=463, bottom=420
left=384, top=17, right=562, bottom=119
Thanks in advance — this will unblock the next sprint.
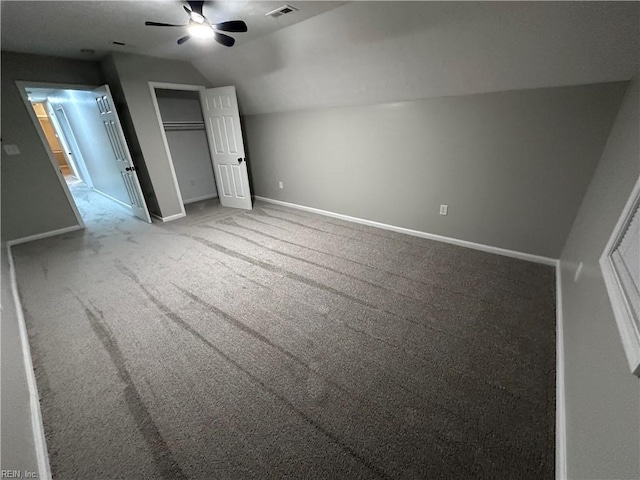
left=278, top=181, right=284, bottom=189
left=439, top=204, right=448, bottom=216
left=574, top=262, right=584, bottom=283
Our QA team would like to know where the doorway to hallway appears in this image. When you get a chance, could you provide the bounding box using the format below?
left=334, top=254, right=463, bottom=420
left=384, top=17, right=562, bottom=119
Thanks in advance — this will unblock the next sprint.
left=19, top=82, right=152, bottom=230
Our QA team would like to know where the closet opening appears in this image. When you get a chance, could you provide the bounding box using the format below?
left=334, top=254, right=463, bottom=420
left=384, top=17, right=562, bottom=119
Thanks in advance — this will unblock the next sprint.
left=150, top=84, right=218, bottom=214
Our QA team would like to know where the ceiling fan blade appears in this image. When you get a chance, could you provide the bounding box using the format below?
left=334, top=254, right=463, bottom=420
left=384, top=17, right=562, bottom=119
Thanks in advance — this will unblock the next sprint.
left=177, top=34, right=191, bottom=45
left=214, top=20, right=248, bottom=33
left=186, top=1, right=204, bottom=15
left=146, top=21, right=187, bottom=27
left=214, top=32, right=235, bottom=47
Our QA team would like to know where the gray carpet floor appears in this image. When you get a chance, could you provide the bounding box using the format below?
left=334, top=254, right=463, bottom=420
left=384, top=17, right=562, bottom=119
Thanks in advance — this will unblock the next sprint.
left=13, top=182, right=556, bottom=479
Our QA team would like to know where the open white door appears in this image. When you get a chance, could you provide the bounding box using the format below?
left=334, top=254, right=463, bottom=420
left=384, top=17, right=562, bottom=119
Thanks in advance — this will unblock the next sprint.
left=92, top=85, right=152, bottom=223
left=200, top=86, right=252, bottom=210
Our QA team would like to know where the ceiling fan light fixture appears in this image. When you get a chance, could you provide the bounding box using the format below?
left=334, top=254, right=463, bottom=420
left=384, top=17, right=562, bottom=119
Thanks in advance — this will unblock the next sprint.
left=188, top=23, right=214, bottom=38
left=190, top=11, right=206, bottom=24
left=147, top=1, right=245, bottom=48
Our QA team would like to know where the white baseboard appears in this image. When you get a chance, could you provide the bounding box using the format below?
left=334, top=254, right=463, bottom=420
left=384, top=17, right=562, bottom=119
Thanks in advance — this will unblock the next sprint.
left=555, top=263, right=568, bottom=480
left=6, top=225, right=83, bottom=247
left=151, top=212, right=186, bottom=223
left=6, top=244, right=52, bottom=480
left=254, top=196, right=558, bottom=266
left=183, top=193, right=218, bottom=205
left=92, top=188, right=132, bottom=210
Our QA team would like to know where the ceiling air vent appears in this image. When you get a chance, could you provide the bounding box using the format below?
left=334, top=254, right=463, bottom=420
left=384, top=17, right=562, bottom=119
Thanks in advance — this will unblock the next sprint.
left=265, top=5, right=298, bottom=19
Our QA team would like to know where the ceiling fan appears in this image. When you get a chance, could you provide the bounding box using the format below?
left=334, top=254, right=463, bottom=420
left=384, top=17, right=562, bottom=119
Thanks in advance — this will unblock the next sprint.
left=145, top=1, right=247, bottom=47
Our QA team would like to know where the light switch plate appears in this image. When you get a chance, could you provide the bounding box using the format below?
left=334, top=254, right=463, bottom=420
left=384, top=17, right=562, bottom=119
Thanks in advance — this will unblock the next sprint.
left=3, top=144, right=20, bottom=155
left=439, top=204, right=448, bottom=216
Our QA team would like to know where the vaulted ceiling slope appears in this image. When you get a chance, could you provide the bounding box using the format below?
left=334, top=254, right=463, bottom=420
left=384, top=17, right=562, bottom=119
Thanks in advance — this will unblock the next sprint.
left=191, top=1, right=640, bottom=115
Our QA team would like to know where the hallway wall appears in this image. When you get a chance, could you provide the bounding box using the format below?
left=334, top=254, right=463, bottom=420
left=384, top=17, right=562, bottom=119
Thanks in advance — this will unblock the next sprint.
left=49, top=89, right=130, bottom=206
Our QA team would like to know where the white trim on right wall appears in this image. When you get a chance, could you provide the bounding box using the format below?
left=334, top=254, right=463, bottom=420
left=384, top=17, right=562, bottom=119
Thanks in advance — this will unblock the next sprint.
left=255, top=196, right=558, bottom=266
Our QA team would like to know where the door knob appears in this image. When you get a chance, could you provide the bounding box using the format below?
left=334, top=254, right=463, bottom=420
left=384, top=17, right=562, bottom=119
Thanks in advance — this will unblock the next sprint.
left=125, top=166, right=138, bottom=172
left=237, top=158, right=244, bottom=163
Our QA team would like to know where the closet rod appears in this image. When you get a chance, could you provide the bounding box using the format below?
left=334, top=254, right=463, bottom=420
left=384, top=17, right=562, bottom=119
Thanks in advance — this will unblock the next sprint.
left=163, top=121, right=205, bottom=131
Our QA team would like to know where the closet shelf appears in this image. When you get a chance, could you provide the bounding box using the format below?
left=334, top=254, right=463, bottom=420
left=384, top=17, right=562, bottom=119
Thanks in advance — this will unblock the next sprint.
left=163, top=121, right=205, bottom=131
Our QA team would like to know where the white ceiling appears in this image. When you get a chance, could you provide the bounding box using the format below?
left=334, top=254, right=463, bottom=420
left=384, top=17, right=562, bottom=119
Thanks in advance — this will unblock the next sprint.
left=0, top=0, right=345, bottom=61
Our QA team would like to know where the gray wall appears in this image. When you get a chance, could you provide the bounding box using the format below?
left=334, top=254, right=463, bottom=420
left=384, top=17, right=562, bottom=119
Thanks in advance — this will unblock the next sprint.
left=49, top=90, right=130, bottom=205
left=0, top=244, right=40, bottom=474
left=156, top=91, right=217, bottom=204
left=100, top=53, right=212, bottom=218
left=164, top=130, right=217, bottom=204
left=559, top=80, right=640, bottom=479
left=245, top=82, right=627, bottom=258
left=1, top=52, right=103, bottom=241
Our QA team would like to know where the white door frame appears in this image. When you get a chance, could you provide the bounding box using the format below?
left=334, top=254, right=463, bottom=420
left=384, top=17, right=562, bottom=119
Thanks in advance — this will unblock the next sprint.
left=148, top=81, right=209, bottom=221
left=15, top=81, right=94, bottom=230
